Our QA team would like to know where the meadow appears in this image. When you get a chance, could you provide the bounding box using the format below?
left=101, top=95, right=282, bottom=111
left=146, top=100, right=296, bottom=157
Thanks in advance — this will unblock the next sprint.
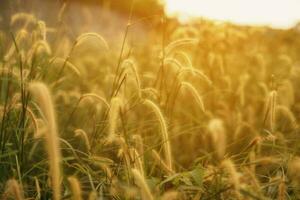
left=1, top=1, right=300, bottom=199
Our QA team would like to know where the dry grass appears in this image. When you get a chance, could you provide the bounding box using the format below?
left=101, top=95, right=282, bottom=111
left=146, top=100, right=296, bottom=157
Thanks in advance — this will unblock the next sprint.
left=0, top=2, right=300, bottom=199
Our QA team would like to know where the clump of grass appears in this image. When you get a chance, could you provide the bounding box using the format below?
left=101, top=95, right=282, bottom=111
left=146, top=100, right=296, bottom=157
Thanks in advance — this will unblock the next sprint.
left=29, top=82, right=61, bottom=200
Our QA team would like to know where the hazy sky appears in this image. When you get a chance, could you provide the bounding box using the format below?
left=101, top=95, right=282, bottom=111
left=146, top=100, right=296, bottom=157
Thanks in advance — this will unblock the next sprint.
left=165, top=0, right=300, bottom=29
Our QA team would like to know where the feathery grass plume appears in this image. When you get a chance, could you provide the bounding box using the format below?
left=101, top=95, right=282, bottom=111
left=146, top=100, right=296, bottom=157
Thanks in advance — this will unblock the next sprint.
left=165, top=38, right=198, bottom=56
left=74, top=32, right=109, bottom=50
left=131, top=169, right=154, bottom=200
left=144, top=99, right=172, bottom=171
left=207, top=118, right=226, bottom=161
left=151, top=149, right=174, bottom=175
left=29, top=82, right=61, bottom=200
left=181, top=82, right=205, bottom=112
left=10, top=12, right=36, bottom=27
left=50, top=57, right=81, bottom=77
left=34, top=177, right=41, bottom=199
left=74, top=129, right=91, bottom=152
left=161, top=190, right=179, bottom=200
left=67, top=176, right=82, bottom=200
left=107, top=97, right=122, bottom=143
left=3, top=179, right=24, bottom=200
left=221, top=159, right=241, bottom=199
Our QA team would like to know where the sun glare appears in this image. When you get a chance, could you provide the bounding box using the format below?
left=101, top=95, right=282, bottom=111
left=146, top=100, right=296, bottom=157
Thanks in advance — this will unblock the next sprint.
left=165, top=0, right=300, bottom=29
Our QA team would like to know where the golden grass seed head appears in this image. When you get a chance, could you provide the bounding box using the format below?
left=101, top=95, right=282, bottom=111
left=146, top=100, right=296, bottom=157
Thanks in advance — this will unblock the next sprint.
left=29, top=82, right=61, bottom=200
left=107, top=97, right=123, bottom=143
left=67, top=176, right=82, bottom=200
left=144, top=99, right=173, bottom=171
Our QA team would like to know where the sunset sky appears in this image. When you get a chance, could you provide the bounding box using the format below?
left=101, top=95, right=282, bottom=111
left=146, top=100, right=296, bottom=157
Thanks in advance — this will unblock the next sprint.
left=165, top=0, right=300, bottom=29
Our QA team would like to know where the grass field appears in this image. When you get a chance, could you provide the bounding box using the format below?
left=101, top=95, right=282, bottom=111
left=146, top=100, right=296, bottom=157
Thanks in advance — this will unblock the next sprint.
left=1, top=1, right=300, bottom=199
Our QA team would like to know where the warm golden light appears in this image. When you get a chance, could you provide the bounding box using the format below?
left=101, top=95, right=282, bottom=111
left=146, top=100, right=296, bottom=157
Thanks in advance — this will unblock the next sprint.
left=165, top=0, right=300, bottom=29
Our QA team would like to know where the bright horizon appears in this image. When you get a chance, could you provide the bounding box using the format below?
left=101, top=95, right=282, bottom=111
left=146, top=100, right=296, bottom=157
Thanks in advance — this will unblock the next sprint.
left=165, top=0, right=300, bottom=29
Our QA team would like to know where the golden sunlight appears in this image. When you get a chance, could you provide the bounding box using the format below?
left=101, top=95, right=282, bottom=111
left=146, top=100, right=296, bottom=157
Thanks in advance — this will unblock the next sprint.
left=165, top=0, right=300, bottom=28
